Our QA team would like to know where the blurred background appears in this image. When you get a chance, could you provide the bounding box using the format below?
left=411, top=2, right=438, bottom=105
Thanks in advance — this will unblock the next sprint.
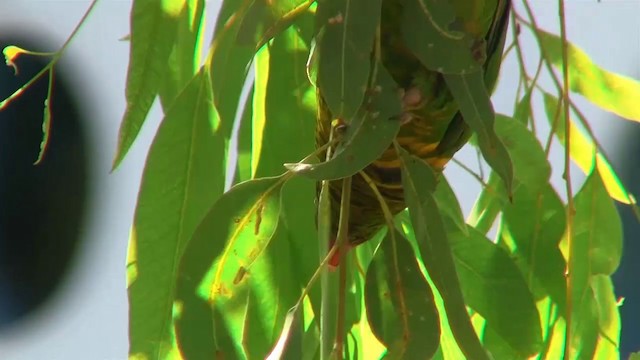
left=0, top=1, right=637, bottom=359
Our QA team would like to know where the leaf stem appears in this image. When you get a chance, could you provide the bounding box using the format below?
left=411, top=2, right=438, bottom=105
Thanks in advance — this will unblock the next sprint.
left=557, top=1, right=575, bottom=358
left=333, top=175, right=352, bottom=358
left=0, top=0, right=100, bottom=110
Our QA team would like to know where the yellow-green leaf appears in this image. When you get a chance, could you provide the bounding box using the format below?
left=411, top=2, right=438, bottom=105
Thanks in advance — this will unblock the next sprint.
left=543, top=92, right=634, bottom=204
left=536, top=28, right=640, bottom=123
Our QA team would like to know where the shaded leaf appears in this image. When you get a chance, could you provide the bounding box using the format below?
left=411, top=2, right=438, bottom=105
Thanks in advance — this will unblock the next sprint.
left=286, top=64, right=402, bottom=180
left=365, top=229, right=440, bottom=359
left=495, top=114, right=550, bottom=192
left=501, top=184, right=567, bottom=313
left=127, top=68, right=225, bottom=359
left=114, top=0, right=181, bottom=168
left=449, top=225, right=542, bottom=357
left=543, top=92, right=633, bottom=204
left=433, top=175, right=468, bottom=235
left=536, top=28, right=640, bottom=123
left=396, top=145, right=488, bottom=360
left=445, top=72, right=513, bottom=193
left=401, top=0, right=481, bottom=74
left=315, top=0, right=381, bottom=120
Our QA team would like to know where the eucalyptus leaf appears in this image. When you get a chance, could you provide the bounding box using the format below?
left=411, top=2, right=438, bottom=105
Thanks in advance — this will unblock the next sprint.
left=536, top=27, right=640, bottom=123
left=365, top=229, right=440, bottom=359
left=175, top=175, right=288, bottom=357
left=286, top=64, right=402, bottom=180
left=445, top=72, right=513, bottom=193
left=127, top=68, right=225, bottom=359
left=315, top=0, right=381, bottom=119
left=543, top=92, right=633, bottom=204
left=501, top=184, right=567, bottom=313
left=401, top=0, right=480, bottom=74
left=114, top=0, right=180, bottom=168
left=396, top=144, right=488, bottom=360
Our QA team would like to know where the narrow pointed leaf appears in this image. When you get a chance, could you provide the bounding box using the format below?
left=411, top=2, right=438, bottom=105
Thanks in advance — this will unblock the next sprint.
left=287, top=65, right=402, bottom=180
left=536, top=28, right=640, bottom=122
left=591, top=275, right=621, bottom=360
left=543, top=92, right=633, bottom=205
left=573, top=169, right=623, bottom=276
left=315, top=0, right=381, bottom=119
left=365, top=229, right=440, bottom=359
left=159, top=0, right=205, bottom=108
left=396, top=145, right=488, bottom=360
left=128, top=68, right=225, bottom=359
left=445, top=72, right=513, bottom=192
left=114, top=0, right=181, bottom=168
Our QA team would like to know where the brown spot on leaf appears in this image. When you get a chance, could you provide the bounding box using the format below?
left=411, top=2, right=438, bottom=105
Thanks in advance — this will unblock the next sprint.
left=254, top=202, right=264, bottom=235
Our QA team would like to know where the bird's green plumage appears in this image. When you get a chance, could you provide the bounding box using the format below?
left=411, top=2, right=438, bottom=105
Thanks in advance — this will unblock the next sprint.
left=316, top=0, right=511, bottom=248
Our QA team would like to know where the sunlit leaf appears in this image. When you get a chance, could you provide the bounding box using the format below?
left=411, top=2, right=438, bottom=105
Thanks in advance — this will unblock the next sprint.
left=591, top=275, right=621, bottom=360
left=365, top=228, right=440, bottom=359
left=573, top=169, right=623, bottom=276
left=445, top=72, right=513, bottom=193
left=175, top=175, right=288, bottom=357
left=467, top=172, right=505, bottom=234
left=237, top=0, right=315, bottom=50
left=128, top=67, right=226, bottom=359
left=315, top=0, right=381, bottom=120
left=252, top=25, right=316, bottom=178
left=396, top=145, right=488, bottom=360
left=286, top=64, right=402, bottom=180
left=543, top=92, right=633, bottom=204
left=159, top=0, right=205, bottom=108
left=536, top=28, right=640, bottom=123
left=114, top=0, right=181, bottom=168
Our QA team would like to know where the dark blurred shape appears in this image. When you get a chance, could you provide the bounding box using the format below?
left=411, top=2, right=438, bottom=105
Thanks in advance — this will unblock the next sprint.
left=0, top=35, right=88, bottom=326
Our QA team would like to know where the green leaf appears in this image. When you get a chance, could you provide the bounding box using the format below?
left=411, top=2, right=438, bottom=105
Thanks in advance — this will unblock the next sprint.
left=175, top=175, right=288, bottom=357
left=449, top=225, right=542, bottom=357
left=315, top=0, right=381, bottom=119
left=495, top=114, right=550, bottom=192
left=127, top=67, right=226, bottom=359
left=573, top=169, right=623, bottom=276
left=206, top=0, right=261, bottom=165
left=445, top=72, right=513, bottom=193
left=114, top=0, right=181, bottom=169
left=536, top=28, right=640, bottom=123
left=501, top=185, right=567, bottom=313
left=467, top=172, right=505, bottom=234
left=433, top=175, right=468, bottom=235
left=591, top=275, right=621, bottom=359
left=237, top=0, right=314, bottom=50
left=543, top=92, right=633, bottom=204
left=286, top=64, right=402, bottom=180
left=159, top=0, right=205, bottom=108
left=513, top=88, right=532, bottom=125
left=401, top=0, right=481, bottom=74
left=252, top=25, right=316, bottom=178
left=365, top=229, right=440, bottom=359
left=234, top=86, right=255, bottom=185
left=396, top=145, right=488, bottom=360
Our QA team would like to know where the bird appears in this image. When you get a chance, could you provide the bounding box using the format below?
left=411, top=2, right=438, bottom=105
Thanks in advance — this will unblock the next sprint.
left=315, top=0, right=511, bottom=266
